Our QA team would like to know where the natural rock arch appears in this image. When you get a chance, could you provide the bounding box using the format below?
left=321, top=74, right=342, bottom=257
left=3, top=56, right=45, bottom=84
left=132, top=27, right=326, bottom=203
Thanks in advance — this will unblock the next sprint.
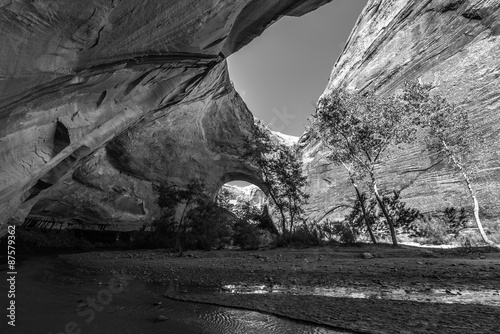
left=216, top=172, right=269, bottom=197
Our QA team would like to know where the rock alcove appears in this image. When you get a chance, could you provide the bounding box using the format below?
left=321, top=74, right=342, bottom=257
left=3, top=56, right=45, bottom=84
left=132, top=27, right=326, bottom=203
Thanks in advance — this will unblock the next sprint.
left=2, top=0, right=500, bottom=236
left=0, top=0, right=333, bottom=234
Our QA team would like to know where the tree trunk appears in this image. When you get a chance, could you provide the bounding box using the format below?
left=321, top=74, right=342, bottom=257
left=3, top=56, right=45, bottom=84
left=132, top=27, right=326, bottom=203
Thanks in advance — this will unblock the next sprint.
left=175, top=199, right=191, bottom=255
left=443, top=143, right=500, bottom=251
left=459, top=166, right=500, bottom=250
left=352, top=182, right=377, bottom=244
left=280, top=210, right=287, bottom=237
left=373, top=183, right=398, bottom=247
left=267, top=189, right=288, bottom=242
left=289, top=214, right=294, bottom=244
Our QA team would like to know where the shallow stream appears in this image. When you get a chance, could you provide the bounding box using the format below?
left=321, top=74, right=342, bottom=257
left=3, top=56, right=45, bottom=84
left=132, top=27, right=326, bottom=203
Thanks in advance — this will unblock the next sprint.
left=218, top=283, right=500, bottom=307
left=0, top=256, right=347, bottom=334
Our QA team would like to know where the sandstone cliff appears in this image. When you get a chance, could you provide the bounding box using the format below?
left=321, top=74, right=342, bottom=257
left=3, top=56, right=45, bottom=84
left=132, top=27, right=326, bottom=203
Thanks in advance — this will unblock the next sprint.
left=0, top=0, right=332, bottom=233
left=220, top=184, right=267, bottom=209
left=301, top=0, right=500, bottom=224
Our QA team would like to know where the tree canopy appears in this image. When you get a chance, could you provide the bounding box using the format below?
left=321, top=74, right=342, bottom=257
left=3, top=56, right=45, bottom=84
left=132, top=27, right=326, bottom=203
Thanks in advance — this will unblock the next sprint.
left=245, top=122, right=309, bottom=241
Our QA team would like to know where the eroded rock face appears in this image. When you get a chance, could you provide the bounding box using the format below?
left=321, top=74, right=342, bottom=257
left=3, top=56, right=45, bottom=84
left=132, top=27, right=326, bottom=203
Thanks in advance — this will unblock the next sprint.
left=0, top=0, right=332, bottom=233
left=220, top=184, right=267, bottom=208
left=25, top=62, right=264, bottom=230
left=301, top=0, right=500, bottom=223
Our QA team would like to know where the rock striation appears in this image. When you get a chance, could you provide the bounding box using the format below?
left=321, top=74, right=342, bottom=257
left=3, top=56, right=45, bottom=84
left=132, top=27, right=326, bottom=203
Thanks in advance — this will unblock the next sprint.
left=301, top=0, right=500, bottom=224
left=5, top=0, right=499, bottom=235
left=0, top=0, right=333, bottom=233
left=23, top=62, right=266, bottom=230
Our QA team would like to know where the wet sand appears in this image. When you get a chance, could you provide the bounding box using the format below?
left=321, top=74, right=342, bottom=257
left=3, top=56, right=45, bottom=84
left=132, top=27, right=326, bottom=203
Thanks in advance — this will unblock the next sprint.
left=0, top=255, right=345, bottom=334
left=58, top=244, right=500, bottom=334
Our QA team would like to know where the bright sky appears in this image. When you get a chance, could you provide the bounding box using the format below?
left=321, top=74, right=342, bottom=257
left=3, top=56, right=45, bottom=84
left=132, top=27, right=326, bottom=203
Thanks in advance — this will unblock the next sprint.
left=227, top=0, right=368, bottom=137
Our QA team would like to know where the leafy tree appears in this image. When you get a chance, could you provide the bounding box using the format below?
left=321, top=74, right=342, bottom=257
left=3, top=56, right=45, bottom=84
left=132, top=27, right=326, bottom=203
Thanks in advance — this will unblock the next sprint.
left=443, top=207, right=468, bottom=236
left=343, top=191, right=421, bottom=241
left=231, top=199, right=261, bottom=221
left=153, top=179, right=207, bottom=253
left=311, top=89, right=419, bottom=246
left=232, top=218, right=261, bottom=250
left=377, top=191, right=422, bottom=235
left=185, top=202, right=233, bottom=250
left=403, top=82, right=499, bottom=250
left=215, top=187, right=279, bottom=249
left=316, top=219, right=339, bottom=243
left=216, top=187, right=233, bottom=211
left=245, top=122, right=309, bottom=243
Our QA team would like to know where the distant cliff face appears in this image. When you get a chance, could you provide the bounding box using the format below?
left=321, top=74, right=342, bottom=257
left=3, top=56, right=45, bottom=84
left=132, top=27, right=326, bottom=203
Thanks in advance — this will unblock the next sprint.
left=220, top=184, right=267, bottom=208
left=0, top=0, right=333, bottom=233
left=301, top=0, right=500, bottom=223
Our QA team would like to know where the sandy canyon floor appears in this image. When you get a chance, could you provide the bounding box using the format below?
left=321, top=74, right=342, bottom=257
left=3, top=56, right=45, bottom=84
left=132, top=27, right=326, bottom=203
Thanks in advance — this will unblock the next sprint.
left=53, top=244, right=500, bottom=334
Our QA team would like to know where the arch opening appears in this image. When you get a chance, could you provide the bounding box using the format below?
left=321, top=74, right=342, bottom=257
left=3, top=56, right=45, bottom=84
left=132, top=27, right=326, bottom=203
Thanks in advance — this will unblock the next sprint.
left=216, top=174, right=278, bottom=236
left=216, top=171, right=268, bottom=196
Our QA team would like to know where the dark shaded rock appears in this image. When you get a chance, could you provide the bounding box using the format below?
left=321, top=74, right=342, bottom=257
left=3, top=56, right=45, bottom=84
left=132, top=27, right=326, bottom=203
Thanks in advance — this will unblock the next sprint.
left=156, top=315, right=168, bottom=322
left=362, top=253, right=374, bottom=259
left=0, top=0, right=333, bottom=233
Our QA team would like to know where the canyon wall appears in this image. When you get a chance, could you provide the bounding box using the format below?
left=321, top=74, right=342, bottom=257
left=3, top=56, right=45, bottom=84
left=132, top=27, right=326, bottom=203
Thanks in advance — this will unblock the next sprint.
left=4, top=0, right=499, bottom=234
left=0, top=0, right=332, bottom=233
left=301, top=0, right=500, bottom=224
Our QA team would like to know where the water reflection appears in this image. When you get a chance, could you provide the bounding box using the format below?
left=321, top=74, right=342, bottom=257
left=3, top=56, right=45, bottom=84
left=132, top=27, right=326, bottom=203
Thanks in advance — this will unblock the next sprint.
left=189, top=307, right=347, bottom=334
left=221, top=284, right=500, bottom=307
left=6, top=257, right=348, bottom=334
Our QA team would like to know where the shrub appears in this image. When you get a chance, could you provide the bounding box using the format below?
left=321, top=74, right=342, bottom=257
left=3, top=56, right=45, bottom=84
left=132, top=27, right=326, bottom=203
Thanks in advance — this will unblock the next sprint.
left=233, top=219, right=261, bottom=250
left=342, top=191, right=422, bottom=241
left=287, top=224, right=322, bottom=247
left=316, top=219, right=339, bottom=243
left=332, top=221, right=358, bottom=244
left=443, top=207, right=468, bottom=235
left=378, top=191, right=422, bottom=235
left=410, top=216, right=451, bottom=245
left=185, top=203, right=234, bottom=250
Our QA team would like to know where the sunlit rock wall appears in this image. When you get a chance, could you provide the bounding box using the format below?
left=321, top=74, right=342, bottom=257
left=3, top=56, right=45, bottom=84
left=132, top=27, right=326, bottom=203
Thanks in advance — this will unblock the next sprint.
left=301, top=0, right=500, bottom=224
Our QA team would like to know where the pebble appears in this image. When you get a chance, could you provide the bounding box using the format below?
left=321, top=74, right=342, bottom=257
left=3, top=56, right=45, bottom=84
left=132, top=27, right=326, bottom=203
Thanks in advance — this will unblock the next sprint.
left=362, top=253, right=374, bottom=259
left=156, top=315, right=168, bottom=322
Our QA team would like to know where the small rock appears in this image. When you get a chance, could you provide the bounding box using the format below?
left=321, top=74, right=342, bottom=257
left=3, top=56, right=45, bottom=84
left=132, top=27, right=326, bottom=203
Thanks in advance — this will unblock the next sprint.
left=362, top=253, right=374, bottom=259
left=153, top=301, right=162, bottom=306
left=420, top=250, right=436, bottom=258
left=156, top=315, right=168, bottom=322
